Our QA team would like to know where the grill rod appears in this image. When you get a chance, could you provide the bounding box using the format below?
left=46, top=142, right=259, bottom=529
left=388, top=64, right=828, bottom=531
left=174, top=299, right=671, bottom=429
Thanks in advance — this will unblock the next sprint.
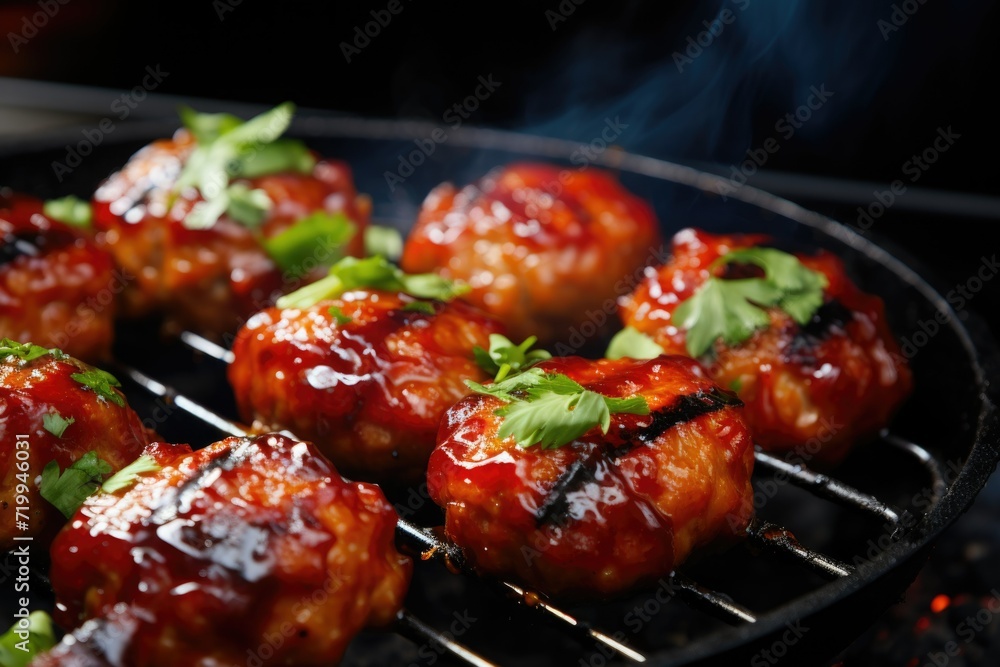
left=159, top=332, right=934, bottom=645
left=753, top=449, right=901, bottom=528
left=176, top=332, right=876, bottom=580
left=110, top=362, right=500, bottom=667
left=175, top=335, right=777, bottom=623
left=115, top=360, right=652, bottom=663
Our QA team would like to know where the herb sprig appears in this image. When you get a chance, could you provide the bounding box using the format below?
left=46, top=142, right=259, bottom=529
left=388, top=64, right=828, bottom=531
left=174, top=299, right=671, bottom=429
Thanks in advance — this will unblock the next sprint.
left=174, top=103, right=315, bottom=229
left=673, top=246, right=828, bottom=357
left=605, top=327, right=665, bottom=360
left=0, top=339, right=63, bottom=364
left=70, top=369, right=125, bottom=407
left=39, top=453, right=162, bottom=519
left=43, top=195, right=93, bottom=228
left=0, top=611, right=55, bottom=667
left=466, top=368, right=649, bottom=450
left=276, top=256, right=468, bottom=309
left=473, top=334, right=551, bottom=382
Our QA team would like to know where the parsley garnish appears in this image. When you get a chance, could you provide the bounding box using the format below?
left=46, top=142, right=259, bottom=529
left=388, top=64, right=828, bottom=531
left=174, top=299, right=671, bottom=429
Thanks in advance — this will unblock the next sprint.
left=39, top=451, right=112, bottom=518
left=0, top=611, right=55, bottom=667
left=43, top=195, right=92, bottom=228
left=70, top=369, right=124, bottom=406
left=174, top=103, right=316, bottom=229
left=101, top=455, right=162, bottom=494
left=473, top=334, right=551, bottom=382
left=466, top=368, right=649, bottom=449
left=672, top=246, right=828, bottom=357
left=224, top=183, right=273, bottom=227
left=276, top=256, right=469, bottom=309
left=328, top=305, right=353, bottom=325
left=41, top=411, right=74, bottom=438
left=39, top=452, right=162, bottom=518
left=401, top=301, right=437, bottom=315
left=0, top=339, right=63, bottom=363
left=364, top=225, right=404, bottom=261
left=261, top=211, right=356, bottom=277
left=605, top=327, right=665, bottom=361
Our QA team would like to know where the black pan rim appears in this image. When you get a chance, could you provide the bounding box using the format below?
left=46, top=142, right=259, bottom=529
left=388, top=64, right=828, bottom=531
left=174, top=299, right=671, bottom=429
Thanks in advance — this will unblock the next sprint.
left=2, top=114, right=998, bottom=664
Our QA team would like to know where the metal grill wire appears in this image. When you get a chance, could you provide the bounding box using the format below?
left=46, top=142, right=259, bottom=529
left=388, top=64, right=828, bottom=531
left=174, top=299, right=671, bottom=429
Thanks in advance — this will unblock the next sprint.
left=106, top=332, right=945, bottom=666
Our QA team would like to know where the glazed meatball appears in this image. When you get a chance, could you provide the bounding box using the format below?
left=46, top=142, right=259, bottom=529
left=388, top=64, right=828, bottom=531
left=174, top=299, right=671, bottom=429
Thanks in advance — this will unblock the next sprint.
left=427, top=356, right=754, bottom=599
left=0, top=341, right=152, bottom=550
left=92, top=131, right=370, bottom=338
left=0, top=192, right=117, bottom=362
left=619, top=228, right=913, bottom=465
left=46, top=434, right=412, bottom=667
left=401, top=163, right=662, bottom=349
left=228, top=290, right=505, bottom=483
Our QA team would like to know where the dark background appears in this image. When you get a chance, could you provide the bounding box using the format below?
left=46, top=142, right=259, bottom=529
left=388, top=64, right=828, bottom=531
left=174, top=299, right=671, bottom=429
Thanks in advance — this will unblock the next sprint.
left=1, top=1, right=999, bottom=665
left=0, top=0, right=997, bottom=194
left=1, top=0, right=997, bottom=327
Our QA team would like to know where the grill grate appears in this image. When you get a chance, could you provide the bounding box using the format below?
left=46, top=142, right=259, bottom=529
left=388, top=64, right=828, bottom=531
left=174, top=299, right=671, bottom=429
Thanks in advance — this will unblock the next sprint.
left=106, top=331, right=946, bottom=666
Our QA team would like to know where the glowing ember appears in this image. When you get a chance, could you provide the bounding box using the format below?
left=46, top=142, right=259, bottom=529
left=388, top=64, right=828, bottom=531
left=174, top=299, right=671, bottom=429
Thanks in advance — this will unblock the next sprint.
left=931, top=594, right=951, bottom=614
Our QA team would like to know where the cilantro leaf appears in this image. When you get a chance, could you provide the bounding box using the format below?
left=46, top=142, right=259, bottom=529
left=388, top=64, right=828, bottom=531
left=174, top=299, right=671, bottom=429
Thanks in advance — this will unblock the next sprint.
left=605, top=327, right=665, bottom=360
left=402, top=301, right=437, bottom=315
left=39, top=451, right=112, bottom=518
left=101, top=455, right=162, bottom=494
left=672, top=246, right=829, bottom=357
left=0, top=611, right=55, bottom=667
left=70, top=369, right=124, bottom=406
left=224, top=183, right=273, bottom=227
left=473, top=334, right=551, bottom=381
left=233, top=139, right=315, bottom=178
left=43, top=195, right=92, bottom=228
left=41, top=411, right=74, bottom=438
left=261, top=211, right=356, bottom=277
left=364, top=225, right=404, bottom=261
left=499, top=390, right=609, bottom=449
left=178, top=106, right=243, bottom=144
left=465, top=366, right=547, bottom=402
left=328, top=305, right=353, bottom=325
left=466, top=369, right=650, bottom=449
left=0, top=339, right=60, bottom=364
left=276, top=256, right=469, bottom=309
left=174, top=103, right=316, bottom=230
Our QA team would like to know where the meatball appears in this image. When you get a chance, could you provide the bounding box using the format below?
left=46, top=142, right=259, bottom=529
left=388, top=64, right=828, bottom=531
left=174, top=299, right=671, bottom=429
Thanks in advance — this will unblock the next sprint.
left=619, top=228, right=913, bottom=465
left=0, top=192, right=117, bottom=362
left=0, top=341, right=152, bottom=550
left=401, top=163, right=663, bottom=349
left=228, top=290, right=505, bottom=483
left=92, top=131, right=370, bottom=339
left=46, top=434, right=412, bottom=667
left=427, top=356, right=754, bottom=599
